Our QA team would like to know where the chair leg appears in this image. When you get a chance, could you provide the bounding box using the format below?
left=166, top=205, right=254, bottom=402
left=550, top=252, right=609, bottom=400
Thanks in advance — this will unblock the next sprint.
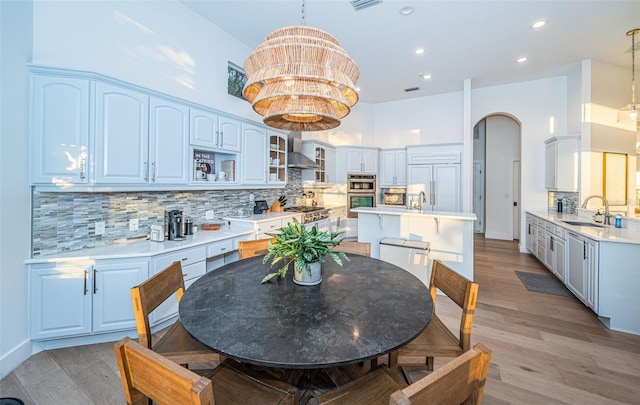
left=388, top=351, right=399, bottom=375
left=426, top=356, right=434, bottom=371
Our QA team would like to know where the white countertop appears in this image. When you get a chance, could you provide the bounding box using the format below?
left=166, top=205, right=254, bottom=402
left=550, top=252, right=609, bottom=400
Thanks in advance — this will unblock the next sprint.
left=26, top=227, right=255, bottom=263
left=527, top=211, right=640, bottom=245
left=353, top=207, right=477, bottom=221
left=223, top=211, right=301, bottom=224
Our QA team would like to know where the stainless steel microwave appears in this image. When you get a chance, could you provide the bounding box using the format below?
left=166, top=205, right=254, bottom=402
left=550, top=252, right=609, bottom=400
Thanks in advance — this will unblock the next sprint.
left=383, top=192, right=406, bottom=206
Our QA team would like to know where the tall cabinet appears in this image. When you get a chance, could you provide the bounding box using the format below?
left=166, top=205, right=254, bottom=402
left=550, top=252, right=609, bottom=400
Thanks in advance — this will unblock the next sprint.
left=406, top=144, right=462, bottom=212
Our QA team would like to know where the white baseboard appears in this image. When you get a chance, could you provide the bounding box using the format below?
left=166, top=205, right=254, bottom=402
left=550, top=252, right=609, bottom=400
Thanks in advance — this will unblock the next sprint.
left=484, top=231, right=514, bottom=241
left=0, top=338, right=31, bottom=380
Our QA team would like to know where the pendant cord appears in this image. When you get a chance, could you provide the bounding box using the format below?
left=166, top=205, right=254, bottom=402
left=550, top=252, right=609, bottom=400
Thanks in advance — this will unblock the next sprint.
left=632, top=31, right=636, bottom=105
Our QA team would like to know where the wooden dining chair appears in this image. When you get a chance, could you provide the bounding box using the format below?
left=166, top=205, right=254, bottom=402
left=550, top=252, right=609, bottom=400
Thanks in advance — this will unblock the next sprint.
left=114, top=336, right=299, bottom=405
left=390, top=343, right=492, bottom=405
left=331, top=241, right=371, bottom=256
left=238, top=238, right=276, bottom=260
left=389, top=259, right=479, bottom=375
left=130, top=261, right=221, bottom=368
left=309, top=343, right=491, bottom=405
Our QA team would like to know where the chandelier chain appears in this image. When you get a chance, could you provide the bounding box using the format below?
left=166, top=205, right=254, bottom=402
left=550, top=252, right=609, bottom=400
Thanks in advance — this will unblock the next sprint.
left=301, top=0, right=305, bottom=26
left=632, top=30, right=635, bottom=105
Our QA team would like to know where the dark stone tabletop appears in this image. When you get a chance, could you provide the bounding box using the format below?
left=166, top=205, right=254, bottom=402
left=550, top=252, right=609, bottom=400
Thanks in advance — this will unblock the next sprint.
left=179, top=254, right=433, bottom=369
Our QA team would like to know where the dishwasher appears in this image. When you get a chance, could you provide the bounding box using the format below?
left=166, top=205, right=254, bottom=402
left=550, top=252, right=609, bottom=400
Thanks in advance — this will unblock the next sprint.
left=379, top=238, right=431, bottom=287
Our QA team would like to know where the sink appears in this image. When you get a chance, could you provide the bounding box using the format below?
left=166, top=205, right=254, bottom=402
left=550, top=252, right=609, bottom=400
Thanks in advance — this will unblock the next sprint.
left=560, top=220, right=606, bottom=228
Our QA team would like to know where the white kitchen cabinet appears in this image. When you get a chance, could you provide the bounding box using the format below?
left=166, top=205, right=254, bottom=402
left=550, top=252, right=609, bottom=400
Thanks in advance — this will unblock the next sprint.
left=31, top=74, right=90, bottom=185
left=189, top=107, right=241, bottom=152
left=268, top=132, right=287, bottom=184
left=380, top=149, right=407, bottom=187
left=544, top=136, right=580, bottom=192
left=302, top=142, right=335, bottom=187
left=328, top=206, right=347, bottom=241
left=95, top=84, right=190, bottom=185
left=407, top=164, right=461, bottom=212
left=30, top=259, right=148, bottom=340
left=552, top=232, right=566, bottom=282
left=525, top=214, right=538, bottom=254
left=92, top=259, right=150, bottom=332
left=148, top=97, right=190, bottom=184
left=94, top=82, right=149, bottom=184
left=240, top=123, right=268, bottom=184
left=566, top=231, right=598, bottom=311
left=344, top=147, right=378, bottom=173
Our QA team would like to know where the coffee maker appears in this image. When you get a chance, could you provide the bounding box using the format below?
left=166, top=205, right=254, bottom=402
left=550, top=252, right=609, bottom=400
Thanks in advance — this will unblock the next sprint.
left=166, top=210, right=186, bottom=241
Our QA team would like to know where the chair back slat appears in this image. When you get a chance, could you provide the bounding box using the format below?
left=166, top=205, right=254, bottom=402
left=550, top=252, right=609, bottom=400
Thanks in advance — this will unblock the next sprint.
left=390, top=343, right=492, bottom=405
left=238, top=238, right=276, bottom=260
left=114, top=337, right=214, bottom=405
left=130, top=261, right=185, bottom=349
left=332, top=241, right=371, bottom=256
left=430, top=260, right=479, bottom=351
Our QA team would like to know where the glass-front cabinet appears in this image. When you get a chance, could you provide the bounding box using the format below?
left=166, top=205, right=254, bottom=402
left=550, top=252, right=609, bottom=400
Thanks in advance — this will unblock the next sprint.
left=268, top=133, right=287, bottom=184
left=301, top=141, right=335, bottom=187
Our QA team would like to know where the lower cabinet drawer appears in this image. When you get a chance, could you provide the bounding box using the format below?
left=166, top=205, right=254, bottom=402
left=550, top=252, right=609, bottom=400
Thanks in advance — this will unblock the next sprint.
left=257, top=219, right=282, bottom=234
left=153, top=246, right=206, bottom=272
left=207, top=239, right=233, bottom=258
left=182, top=261, right=206, bottom=282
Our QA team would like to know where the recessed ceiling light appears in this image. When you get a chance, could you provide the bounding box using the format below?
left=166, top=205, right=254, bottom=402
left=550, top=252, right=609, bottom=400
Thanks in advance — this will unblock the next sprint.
left=355, top=87, right=361, bottom=92
left=516, top=57, right=528, bottom=63
left=399, top=6, right=415, bottom=16
left=415, top=48, right=425, bottom=55
left=531, top=20, right=546, bottom=29
left=418, top=72, right=431, bottom=80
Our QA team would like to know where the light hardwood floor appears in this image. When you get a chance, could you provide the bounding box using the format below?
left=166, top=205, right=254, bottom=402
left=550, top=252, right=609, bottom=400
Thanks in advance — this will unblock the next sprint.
left=2, top=235, right=639, bottom=404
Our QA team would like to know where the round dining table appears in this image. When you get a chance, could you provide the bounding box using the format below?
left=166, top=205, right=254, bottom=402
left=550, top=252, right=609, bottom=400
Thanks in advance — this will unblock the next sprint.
left=179, top=254, right=433, bottom=369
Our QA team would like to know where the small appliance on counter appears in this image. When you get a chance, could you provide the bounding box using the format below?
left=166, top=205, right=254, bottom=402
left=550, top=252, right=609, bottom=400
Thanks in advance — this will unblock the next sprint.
left=166, top=209, right=186, bottom=241
left=150, top=225, right=164, bottom=242
left=254, top=200, right=269, bottom=214
left=383, top=189, right=406, bottom=206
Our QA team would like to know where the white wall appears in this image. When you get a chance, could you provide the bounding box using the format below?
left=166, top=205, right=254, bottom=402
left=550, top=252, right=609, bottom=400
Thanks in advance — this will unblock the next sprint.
left=373, top=91, right=464, bottom=148
left=471, top=76, right=568, bottom=249
left=484, top=116, right=520, bottom=240
left=0, top=0, right=33, bottom=379
left=33, top=0, right=257, bottom=120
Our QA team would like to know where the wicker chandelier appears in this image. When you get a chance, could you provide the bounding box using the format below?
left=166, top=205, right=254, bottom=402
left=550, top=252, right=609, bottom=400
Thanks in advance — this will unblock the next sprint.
left=243, top=2, right=359, bottom=131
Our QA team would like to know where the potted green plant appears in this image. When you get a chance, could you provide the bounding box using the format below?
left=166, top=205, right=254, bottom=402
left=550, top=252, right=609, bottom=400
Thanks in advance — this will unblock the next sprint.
left=261, top=218, right=348, bottom=285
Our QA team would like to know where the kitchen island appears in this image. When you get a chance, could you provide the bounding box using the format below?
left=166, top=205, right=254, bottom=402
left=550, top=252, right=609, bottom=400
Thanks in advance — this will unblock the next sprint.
left=352, top=207, right=477, bottom=281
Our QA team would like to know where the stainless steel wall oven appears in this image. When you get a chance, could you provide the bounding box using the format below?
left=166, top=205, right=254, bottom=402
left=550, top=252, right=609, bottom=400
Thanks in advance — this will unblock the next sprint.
left=347, top=174, right=376, bottom=218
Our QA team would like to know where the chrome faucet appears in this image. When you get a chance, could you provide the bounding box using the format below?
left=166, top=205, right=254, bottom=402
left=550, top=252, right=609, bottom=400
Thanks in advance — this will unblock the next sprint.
left=418, top=191, right=427, bottom=211
left=581, top=195, right=611, bottom=225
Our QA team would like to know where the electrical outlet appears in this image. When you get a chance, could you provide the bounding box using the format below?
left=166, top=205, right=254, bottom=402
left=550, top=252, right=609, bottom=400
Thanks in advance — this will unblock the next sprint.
left=249, top=193, right=255, bottom=202
left=205, top=210, right=214, bottom=220
left=95, top=221, right=106, bottom=235
left=129, top=218, right=139, bottom=231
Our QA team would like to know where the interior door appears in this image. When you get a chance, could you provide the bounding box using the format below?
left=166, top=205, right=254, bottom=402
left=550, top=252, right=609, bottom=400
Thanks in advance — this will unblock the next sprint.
left=513, top=160, right=521, bottom=240
left=473, top=162, right=484, bottom=233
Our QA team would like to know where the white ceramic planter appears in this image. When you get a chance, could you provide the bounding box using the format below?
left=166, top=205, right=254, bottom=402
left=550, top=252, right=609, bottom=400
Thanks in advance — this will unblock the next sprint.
left=293, top=261, right=322, bottom=286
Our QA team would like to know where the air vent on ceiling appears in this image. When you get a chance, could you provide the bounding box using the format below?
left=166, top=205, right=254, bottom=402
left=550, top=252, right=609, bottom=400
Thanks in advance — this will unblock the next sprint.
left=351, top=0, right=383, bottom=11
left=404, top=87, right=420, bottom=92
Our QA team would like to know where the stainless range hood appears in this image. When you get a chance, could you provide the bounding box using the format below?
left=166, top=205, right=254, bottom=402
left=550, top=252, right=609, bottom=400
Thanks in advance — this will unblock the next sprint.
left=287, top=132, right=321, bottom=169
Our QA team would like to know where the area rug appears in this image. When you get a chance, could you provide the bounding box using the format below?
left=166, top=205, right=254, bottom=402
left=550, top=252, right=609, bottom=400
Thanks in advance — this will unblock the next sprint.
left=514, top=271, right=573, bottom=297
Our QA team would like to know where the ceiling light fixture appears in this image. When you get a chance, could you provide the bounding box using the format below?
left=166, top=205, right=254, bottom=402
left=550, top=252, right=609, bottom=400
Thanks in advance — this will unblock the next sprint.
left=243, top=0, right=359, bottom=131
left=531, top=20, right=546, bottom=29
left=399, top=6, right=415, bottom=16
left=415, top=48, right=425, bottom=55
left=516, top=57, right=528, bottom=63
left=618, top=28, right=640, bottom=122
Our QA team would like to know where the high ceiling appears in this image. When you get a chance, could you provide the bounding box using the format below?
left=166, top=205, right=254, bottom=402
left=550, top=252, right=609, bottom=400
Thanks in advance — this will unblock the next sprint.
left=182, top=0, right=640, bottom=104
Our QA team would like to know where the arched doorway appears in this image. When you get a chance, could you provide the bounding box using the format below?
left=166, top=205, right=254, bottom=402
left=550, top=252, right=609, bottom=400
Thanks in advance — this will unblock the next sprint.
left=473, top=114, right=522, bottom=240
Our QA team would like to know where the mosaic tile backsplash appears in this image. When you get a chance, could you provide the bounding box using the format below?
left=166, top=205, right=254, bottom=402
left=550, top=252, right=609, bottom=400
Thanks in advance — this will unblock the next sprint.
left=32, top=170, right=307, bottom=257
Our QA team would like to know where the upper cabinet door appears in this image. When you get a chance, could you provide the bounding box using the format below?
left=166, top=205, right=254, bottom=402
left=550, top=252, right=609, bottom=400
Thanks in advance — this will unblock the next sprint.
left=361, top=149, right=378, bottom=173
left=32, top=75, right=90, bottom=185
left=95, top=83, right=149, bottom=184
left=149, top=97, right=189, bottom=184
left=345, top=149, right=362, bottom=172
left=189, top=108, right=218, bottom=148
left=240, top=124, right=268, bottom=184
left=218, top=116, right=242, bottom=152
left=189, top=108, right=241, bottom=152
